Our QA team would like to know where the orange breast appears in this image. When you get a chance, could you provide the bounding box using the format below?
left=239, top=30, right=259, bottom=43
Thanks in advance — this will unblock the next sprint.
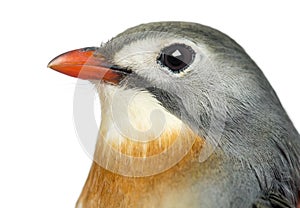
left=77, top=136, right=205, bottom=208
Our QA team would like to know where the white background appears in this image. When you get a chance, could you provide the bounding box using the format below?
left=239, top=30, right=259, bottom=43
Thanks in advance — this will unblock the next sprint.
left=0, top=1, right=299, bottom=207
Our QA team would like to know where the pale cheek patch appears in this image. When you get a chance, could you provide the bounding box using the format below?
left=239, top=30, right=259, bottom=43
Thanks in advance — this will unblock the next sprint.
left=112, top=37, right=207, bottom=83
left=113, top=38, right=162, bottom=69
left=113, top=37, right=201, bottom=70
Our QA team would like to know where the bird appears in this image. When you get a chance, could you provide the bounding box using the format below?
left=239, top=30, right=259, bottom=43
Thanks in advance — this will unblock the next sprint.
left=48, top=22, right=300, bottom=208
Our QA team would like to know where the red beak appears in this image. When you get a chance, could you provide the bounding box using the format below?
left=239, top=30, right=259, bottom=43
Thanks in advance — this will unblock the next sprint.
left=48, top=47, right=127, bottom=84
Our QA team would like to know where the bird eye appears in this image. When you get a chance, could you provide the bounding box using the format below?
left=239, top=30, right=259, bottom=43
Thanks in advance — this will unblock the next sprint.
left=158, top=43, right=195, bottom=73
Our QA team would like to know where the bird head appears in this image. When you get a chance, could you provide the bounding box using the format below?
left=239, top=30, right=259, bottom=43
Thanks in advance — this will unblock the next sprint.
left=48, top=22, right=296, bottom=177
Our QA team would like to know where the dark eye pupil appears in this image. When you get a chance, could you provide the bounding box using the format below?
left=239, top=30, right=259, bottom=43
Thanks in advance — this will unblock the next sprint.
left=158, top=43, right=195, bottom=73
left=165, top=55, right=185, bottom=69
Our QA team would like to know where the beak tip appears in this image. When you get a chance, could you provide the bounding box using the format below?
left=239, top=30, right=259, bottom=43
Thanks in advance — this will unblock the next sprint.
left=47, top=62, right=53, bottom=69
left=47, top=55, right=63, bottom=70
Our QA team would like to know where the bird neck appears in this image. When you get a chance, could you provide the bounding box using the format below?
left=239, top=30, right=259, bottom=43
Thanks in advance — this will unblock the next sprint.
left=75, top=84, right=206, bottom=207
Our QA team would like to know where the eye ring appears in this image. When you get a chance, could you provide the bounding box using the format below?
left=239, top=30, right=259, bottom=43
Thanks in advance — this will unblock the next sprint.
left=157, top=43, right=195, bottom=73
